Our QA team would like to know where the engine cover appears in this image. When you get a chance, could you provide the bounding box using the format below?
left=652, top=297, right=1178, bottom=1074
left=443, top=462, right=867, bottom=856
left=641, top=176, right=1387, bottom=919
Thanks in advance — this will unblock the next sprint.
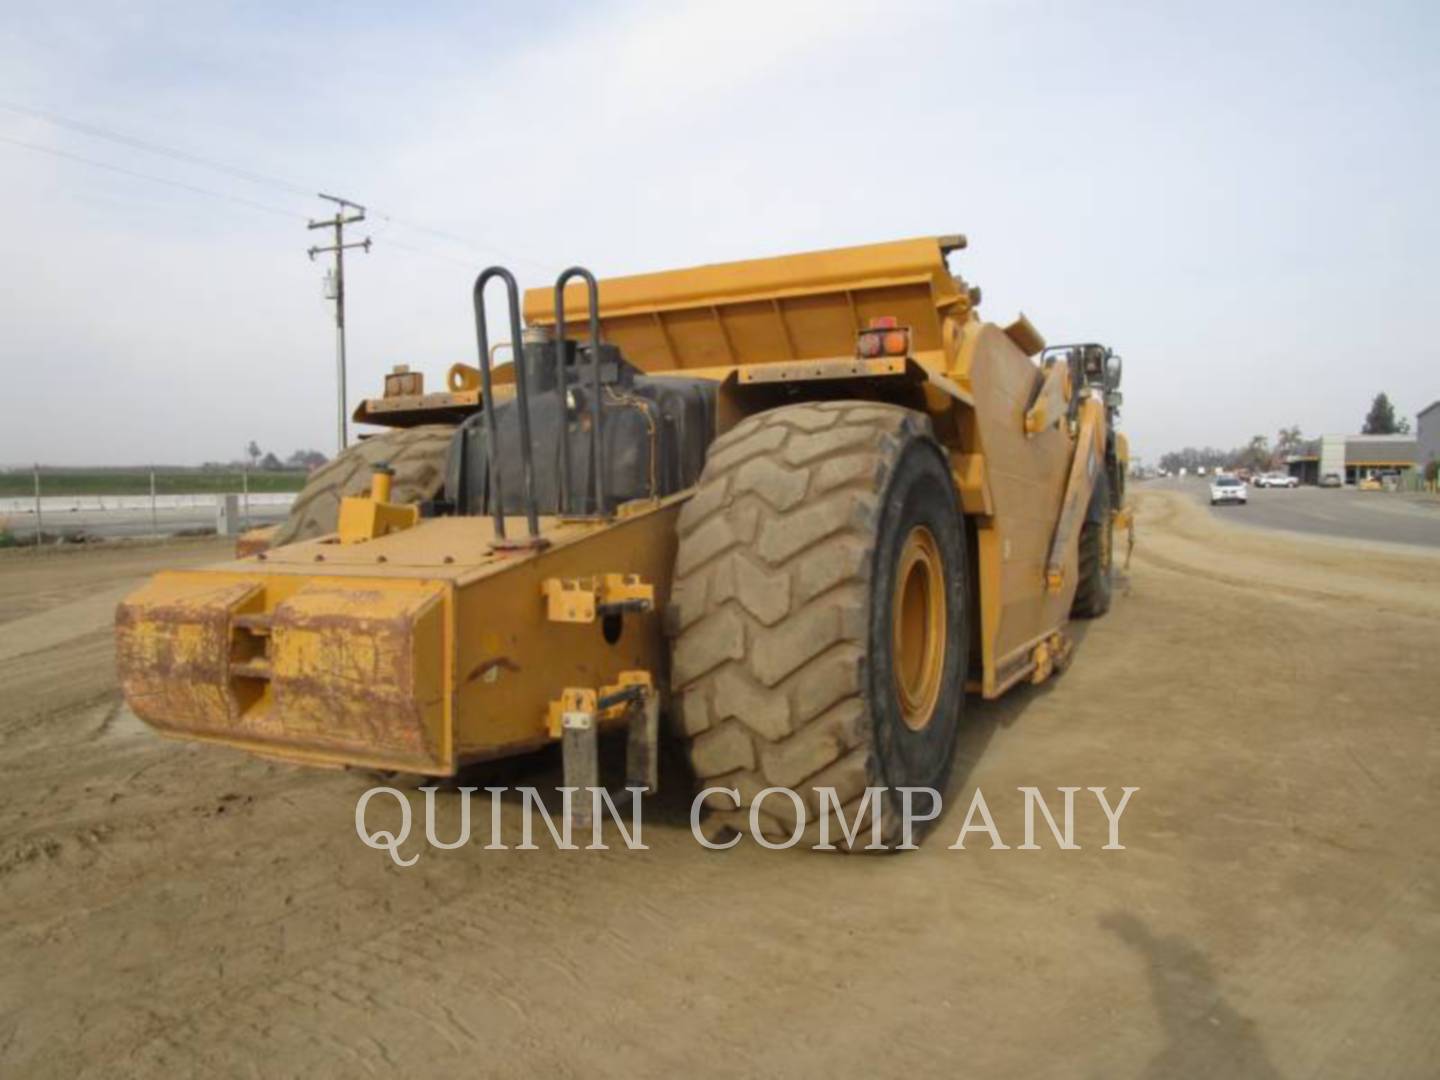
left=446, top=340, right=717, bottom=517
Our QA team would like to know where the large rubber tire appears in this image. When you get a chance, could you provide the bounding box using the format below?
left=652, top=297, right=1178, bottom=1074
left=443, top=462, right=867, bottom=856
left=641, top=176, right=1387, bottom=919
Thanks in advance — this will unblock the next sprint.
left=1071, top=470, right=1114, bottom=618
left=668, top=402, right=969, bottom=851
left=270, top=425, right=456, bottom=547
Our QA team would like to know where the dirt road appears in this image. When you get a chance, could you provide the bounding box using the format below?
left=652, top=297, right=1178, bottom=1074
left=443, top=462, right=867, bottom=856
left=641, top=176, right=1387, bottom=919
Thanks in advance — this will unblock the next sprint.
left=2, top=493, right=1438, bottom=1078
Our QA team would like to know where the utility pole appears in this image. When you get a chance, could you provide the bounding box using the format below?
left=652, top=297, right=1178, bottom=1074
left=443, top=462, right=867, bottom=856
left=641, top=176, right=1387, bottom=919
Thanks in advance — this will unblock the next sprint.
left=33, top=463, right=42, bottom=551
left=307, top=194, right=371, bottom=453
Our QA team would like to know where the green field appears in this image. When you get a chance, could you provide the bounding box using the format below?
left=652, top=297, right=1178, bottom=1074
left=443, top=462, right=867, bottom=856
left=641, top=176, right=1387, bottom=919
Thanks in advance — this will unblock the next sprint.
left=0, top=470, right=309, bottom=498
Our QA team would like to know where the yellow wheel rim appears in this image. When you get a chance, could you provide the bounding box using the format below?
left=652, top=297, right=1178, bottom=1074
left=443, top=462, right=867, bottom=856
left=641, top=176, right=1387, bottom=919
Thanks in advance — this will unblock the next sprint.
left=892, top=525, right=947, bottom=732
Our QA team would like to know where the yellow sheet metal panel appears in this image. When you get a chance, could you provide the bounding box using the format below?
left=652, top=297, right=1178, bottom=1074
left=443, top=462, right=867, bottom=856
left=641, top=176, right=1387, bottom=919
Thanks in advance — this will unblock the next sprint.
left=1003, top=314, right=1046, bottom=357
left=117, top=501, right=689, bottom=773
left=245, top=515, right=516, bottom=577
left=243, top=511, right=668, bottom=586
left=957, top=321, right=1078, bottom=692
left=523, top=236, right=969, bottom=372
left=448, top=501, right=682, bottom=762
left=953, top=453, right=994, bottom=517
left=1043, top=397, right=1105, bottom=588
left=269, top=583, right=448, bottom=769
left=735, top=355, right=908, bottom=385
left=351, top=389, right=481, bottom=428
left=117, top=575, right=261, bottom=733
left=117, top=570, right=453, bottom=773
left=1023, top=361, right=1070, bottom=436
left=528, top=236, right=956, bottom=319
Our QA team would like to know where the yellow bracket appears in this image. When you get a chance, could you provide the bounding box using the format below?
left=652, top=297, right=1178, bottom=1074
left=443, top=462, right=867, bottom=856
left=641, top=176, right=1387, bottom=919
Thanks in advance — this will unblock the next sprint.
left=541, top=574, right=655, bottom=623
left=736, top=355, right=906, bottom=384
left=952, top=454, right=993, bottom=517
left=547, top=687, right=598, bottom=739
left=1024, top=361, right=1071, bottom=437
left=1043, top=397, right=1103, bottom=588
left=1030, top=632, right=1073, bottom=685
left=545, top=670, right=653, bottom=738
left=1032, top=641, right=1051, bottom=683
left=1114, top=505, right=1136, bottom=570
left=336, top=465, right=422, bottom=544
left=337, top=499, right=420, bottom=544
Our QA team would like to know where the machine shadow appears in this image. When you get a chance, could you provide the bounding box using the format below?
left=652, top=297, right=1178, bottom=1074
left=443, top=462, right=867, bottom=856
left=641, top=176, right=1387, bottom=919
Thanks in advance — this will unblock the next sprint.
left=1099, top=911, right=1282, bottom=1079
left=426, top=728, right=698, bottom=832
left=932, top=619, right=1094, bottom=834
left=419, top=620, right=1096, bottom=842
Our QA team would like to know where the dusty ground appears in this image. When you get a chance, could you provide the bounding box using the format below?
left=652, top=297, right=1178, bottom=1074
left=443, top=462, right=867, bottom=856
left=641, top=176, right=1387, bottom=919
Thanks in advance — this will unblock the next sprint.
left=1, top=492, right=1438, bottom=1078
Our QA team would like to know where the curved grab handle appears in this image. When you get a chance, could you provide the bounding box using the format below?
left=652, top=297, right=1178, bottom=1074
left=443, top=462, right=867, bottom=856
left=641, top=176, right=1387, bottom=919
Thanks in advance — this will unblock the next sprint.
left=553, top=267, right=604, bottom=516
left=472, top=267, right=541, bottom=540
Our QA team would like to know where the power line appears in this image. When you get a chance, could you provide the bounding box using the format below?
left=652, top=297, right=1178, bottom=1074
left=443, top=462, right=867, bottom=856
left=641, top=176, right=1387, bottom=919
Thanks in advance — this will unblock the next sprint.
left=0, top=98, right=555, bottom=271
left=0, top=133, right=306, bottom=219
left=376, top=232, right=479, bottom=268
left=372, top=211, right=556, bottom=273
left=0, top=99, right=314, bottom=197
left=1, top=130, right=551, bottom=280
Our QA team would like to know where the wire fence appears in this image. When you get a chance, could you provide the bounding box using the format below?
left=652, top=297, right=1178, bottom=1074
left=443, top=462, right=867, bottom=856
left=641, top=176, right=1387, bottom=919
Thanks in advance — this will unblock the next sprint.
left=0, top=466, right=300, bottom=549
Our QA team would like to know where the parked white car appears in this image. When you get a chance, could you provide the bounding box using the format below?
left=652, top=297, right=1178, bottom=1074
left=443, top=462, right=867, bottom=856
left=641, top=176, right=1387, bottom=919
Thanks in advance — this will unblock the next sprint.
left=1210, top=475, right=1248, bottom=505
left=1255, top=472, right=1298, bottom=488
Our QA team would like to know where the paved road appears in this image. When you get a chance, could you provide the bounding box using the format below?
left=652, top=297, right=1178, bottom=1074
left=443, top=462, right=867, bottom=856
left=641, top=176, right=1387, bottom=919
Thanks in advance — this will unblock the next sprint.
left=1151, top=478, right=1440, bottom=549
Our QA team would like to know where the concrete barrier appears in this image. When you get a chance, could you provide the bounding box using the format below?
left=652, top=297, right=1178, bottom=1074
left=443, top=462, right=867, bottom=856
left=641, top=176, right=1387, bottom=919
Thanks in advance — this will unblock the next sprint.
left=0, top=492, right=296, bottom=514
left=216, top=495, right=242, bottom=537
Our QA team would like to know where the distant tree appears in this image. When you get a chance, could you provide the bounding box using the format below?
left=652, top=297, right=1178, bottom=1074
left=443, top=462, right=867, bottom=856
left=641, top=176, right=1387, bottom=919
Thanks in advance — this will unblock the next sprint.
left=260, top=452, right=283, bottom=471
left=1362, top=393, right=1407, bottom=435
left=1238, top=435, right=1272, bottom=472
left=1275, top=425, right=1304, bottom=458
left=1158, top=445, right=1233, bottom=474
left=1157, top=439, right=1319, bottom=474
left=245, top=440, right=262, bottom=467
left=286, top=449, right=328, bottom=470
left=1425, top=458, right=1439, bottom=485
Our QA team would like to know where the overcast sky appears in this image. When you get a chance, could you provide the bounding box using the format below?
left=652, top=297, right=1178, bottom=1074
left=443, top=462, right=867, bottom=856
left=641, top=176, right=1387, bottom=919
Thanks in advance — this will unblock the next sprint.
left=1, top=0, right=1435, bottom=467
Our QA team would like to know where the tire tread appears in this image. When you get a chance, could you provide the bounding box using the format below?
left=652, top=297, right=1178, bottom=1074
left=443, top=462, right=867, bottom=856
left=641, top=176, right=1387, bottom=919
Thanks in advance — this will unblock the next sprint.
left=668, top=403, right=929, bottom=837
left=271, top=425, right=455, bottom=546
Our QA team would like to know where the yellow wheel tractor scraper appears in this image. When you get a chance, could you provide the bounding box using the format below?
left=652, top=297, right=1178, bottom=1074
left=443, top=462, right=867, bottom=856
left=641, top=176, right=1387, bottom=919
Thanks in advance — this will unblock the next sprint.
left=115, top=235, right=1130, bottom=848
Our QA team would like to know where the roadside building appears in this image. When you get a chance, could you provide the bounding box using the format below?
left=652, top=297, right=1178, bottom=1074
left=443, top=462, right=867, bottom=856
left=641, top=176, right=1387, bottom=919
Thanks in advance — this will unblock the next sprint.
left=1287, top=432, right=1421, bottom=485
left=1341, top=435, right=1421, bottom=483
left=1419, top=400, right=1440, bottom=468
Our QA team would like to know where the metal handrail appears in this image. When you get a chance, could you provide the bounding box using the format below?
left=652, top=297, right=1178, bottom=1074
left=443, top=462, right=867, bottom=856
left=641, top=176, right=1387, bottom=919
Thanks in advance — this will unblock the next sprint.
left=472, top=267, right=541, bottom=541
left=553, top=267, right=605, bottom=516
